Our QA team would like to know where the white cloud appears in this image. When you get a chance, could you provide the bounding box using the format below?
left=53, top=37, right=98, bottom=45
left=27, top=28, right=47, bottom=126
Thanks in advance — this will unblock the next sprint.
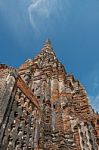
left=28, top=0, right=70, bottom=33
left=0, top=0, right=70, bottom=36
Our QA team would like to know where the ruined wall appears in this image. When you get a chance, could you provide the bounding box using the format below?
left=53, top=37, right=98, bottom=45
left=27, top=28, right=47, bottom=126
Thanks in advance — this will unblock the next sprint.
left=0, top=65, right=40, bottom=150
left=0, top=40, right=99, bottom=150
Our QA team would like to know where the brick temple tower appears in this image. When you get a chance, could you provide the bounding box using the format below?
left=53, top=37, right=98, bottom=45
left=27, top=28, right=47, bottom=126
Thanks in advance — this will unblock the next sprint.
left=0, top=40, right=99, bottom=150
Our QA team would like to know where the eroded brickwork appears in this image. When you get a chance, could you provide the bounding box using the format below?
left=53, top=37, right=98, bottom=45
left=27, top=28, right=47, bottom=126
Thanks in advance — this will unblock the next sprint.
left=0, top=40, right=99, bottom=150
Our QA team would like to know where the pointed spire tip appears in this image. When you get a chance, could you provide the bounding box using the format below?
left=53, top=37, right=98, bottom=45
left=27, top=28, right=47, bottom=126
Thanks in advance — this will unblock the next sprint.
left=44, top=38, right=51, bottom=45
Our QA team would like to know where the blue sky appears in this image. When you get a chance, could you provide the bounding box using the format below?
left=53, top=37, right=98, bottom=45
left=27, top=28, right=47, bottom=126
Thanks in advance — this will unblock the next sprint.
left=0, top=0, right=99, bottom=112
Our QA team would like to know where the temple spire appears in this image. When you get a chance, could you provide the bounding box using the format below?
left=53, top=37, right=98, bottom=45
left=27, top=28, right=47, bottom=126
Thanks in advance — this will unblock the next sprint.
left=44, top=38, right=51, bottom=45
left=41, top=38, right=55, bottom=54
left=43, top=39, right=52, bottom=49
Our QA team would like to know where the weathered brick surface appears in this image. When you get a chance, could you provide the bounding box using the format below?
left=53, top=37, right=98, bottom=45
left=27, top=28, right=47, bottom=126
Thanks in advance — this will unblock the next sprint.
left=0, top=40, right=99, bottom=150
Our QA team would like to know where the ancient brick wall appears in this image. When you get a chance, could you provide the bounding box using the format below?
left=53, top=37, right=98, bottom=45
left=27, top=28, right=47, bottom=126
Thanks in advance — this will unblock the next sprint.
left=0, top=40, right=99, bottom=150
